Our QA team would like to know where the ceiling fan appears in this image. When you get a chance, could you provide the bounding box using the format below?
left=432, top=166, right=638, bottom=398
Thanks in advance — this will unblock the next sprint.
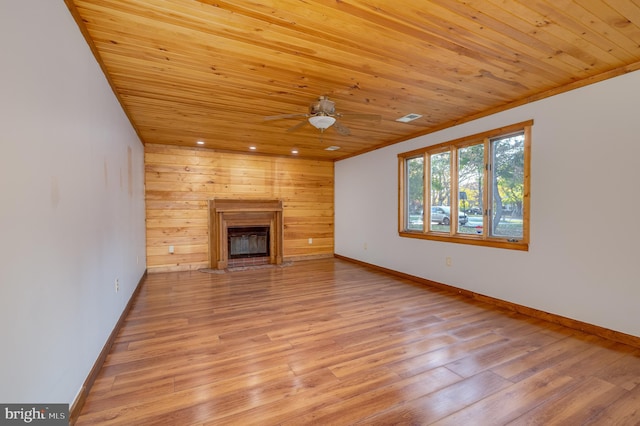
left=264, top=96, right=381, bottom=136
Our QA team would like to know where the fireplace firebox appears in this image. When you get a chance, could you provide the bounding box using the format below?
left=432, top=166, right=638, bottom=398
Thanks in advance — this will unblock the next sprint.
left=227, top=226, right=270, bottom=259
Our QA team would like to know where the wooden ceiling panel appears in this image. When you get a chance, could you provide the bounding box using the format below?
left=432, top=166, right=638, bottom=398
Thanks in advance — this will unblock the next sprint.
left=67, top=0, right=640, bottom=160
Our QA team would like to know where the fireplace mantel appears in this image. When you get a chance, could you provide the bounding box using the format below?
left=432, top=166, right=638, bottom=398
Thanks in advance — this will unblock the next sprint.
left=209, top=199, right=283, bottom=269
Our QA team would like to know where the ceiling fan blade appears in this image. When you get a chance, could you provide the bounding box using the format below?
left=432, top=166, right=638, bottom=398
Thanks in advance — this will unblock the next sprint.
left=264, top=113, right=308, bottom=121
left=286, top=120, right=308, bottom=132
left=334, top=121, right=351, bottom=136
left=337, top=113, right=382, bottom=121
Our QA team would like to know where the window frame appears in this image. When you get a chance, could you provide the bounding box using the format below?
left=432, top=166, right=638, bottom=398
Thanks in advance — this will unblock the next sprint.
left=398, top=120, right=532, bottom=251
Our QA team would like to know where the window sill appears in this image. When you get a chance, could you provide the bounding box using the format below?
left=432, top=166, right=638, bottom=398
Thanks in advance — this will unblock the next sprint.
left=399, top=230, right=529, bottom=251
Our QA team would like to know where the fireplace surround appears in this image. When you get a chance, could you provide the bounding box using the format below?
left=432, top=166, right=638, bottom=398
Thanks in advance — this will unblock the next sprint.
left=209, top=199, right=283, bottom=269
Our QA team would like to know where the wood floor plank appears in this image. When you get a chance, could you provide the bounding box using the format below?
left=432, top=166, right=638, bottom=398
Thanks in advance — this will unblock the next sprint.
left=505, top=376, right=626, bottom=425
left=76, top=258, right=640, bottom=425
left=445, top=330, right=560, bottom=378
left=492, top=333, right=628, bottom=384
left=589, top=384, right=640, bottom=425
left=359, top=370, right=512, bottom=425
left=279, top=367, right=463, bottom=426
left=431, top=368, right=576, bottom=425
left=592, top=348, right=640, bottom=391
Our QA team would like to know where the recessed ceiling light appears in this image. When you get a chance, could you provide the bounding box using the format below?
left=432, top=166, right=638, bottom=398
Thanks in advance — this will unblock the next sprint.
left=291, top=149, right=299, bottom=155
left=196, top=140, right=205, bottom=145
left=325, top=146, right=341, bottom=151
left=396, top=113, right=422, bottom=123
left=249, top=146, right=257, bottom=150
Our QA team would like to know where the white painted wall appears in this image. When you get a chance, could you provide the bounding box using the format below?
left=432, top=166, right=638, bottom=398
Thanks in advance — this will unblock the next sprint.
left=0, top=1, right=146, bottom=405
left=336, top=70, right=640, bottom=338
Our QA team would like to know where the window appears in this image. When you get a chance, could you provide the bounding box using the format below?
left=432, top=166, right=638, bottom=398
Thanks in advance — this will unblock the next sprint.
left=398, top=121, right=531, bottom=250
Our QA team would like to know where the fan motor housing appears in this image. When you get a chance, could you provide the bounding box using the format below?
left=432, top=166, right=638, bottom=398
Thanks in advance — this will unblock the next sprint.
left=310, top=96, right=336, bottom=116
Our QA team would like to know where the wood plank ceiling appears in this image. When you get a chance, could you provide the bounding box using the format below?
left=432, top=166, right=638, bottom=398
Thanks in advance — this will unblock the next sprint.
left=66, top=0, right=640, bottom=160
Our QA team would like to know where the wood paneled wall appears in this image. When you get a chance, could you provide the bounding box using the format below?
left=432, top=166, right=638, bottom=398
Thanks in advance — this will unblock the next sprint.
left=144, top=144, right=334, bottom=272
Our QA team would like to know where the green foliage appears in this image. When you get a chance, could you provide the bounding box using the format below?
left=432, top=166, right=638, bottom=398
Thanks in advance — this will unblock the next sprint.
left=458, top=144, right=484, bottom=211
left=406, top=156, right=424, bottom=213
left=492, top=133, right=524, bottom=232
left=430, top=152, right=450, bottom=206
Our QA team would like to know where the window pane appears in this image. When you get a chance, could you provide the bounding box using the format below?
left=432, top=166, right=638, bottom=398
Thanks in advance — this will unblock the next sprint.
left=491, top=133, right=525, bottom=238
left=430, top=151, right=451, bottom=232
left=458, top=144, right=484, bottom=235
left=406, top=156, right=424, bottom=231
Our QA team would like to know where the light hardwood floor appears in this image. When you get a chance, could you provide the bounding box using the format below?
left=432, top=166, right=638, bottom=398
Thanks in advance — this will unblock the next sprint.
left=76, top=258, right=640, bottom=425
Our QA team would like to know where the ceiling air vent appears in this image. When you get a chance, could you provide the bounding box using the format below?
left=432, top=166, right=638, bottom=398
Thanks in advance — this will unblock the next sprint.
left=396, top=113, right=422, bottom=123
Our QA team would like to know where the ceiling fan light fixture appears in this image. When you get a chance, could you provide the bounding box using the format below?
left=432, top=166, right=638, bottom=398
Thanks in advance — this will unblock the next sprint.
left=308, top=115, right=336, bottom=130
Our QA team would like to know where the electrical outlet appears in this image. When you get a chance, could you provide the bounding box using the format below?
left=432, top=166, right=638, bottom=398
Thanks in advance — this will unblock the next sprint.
left=308, top=238, right=313, bottom=245
left=364, top=243, right=368, bottom=250
left=446, top=257, right=452, bottom=267
left=115, top=278, right=119, bottom=293
left=169, top=245, right=174, bottom=254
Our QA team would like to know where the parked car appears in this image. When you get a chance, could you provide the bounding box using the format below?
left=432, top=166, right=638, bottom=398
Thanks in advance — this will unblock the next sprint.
left=467, top=206, right=483, bottom=215
left=431, top=206, right=468, bottom=225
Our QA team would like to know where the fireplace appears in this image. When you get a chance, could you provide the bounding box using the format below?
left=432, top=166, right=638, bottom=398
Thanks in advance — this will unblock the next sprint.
left=228, top=226, right=270, bottom=259
left=209, top=199, right=283, bottom=269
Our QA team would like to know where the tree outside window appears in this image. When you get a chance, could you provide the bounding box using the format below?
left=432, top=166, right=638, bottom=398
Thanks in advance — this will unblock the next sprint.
left=405, top=156, right=424, bottom=231
left=429, top=151, right=451, bottom=232
left=458, top=143, right=484, bottom=235
left=491, top=133, right=525, bottom=238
